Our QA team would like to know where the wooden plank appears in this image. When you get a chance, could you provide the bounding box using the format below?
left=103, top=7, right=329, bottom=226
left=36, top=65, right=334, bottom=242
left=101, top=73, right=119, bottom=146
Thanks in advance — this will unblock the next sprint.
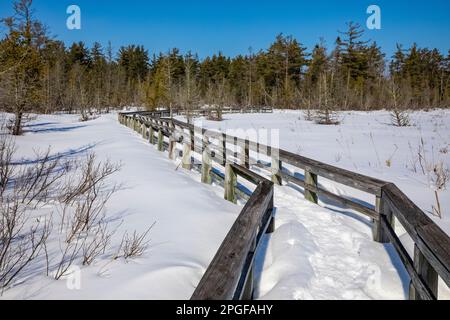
left=280, top=171, right=379, bottom=220
left=383, top=184, right=450, bottom=288
left=191, top=182, right=274, bottom=300
left=216, top=134, right=386, bottom=195
left=409, top=244, right=438, bottom=300
left=416, top=223, right=450, bottom=289
left=229, top=163, right=265, bottom=186
left=240, top=237, right=256, bottom=300
left=380, top=215, right=436, bottom=300
left=279, top=149, right=387, bottom=196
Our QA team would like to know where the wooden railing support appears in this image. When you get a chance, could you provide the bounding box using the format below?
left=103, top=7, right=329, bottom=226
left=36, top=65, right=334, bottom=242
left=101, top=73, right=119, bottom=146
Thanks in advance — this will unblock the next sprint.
left=266, top=196, right=275, bottom=234
left=149, top=125, right=154, bottom=144
left=305, top=169, right=318, bottom=204
left=241, top=237, right=256, bottom=300
left=190, top=127, right=195, bottom=152
left=168, top=135, right=176, bottom=160
left=373, top=192, right=394, bottom=243
left=141, top=124, right=146, bottom=139
left=224, top=163, right=237, bottom=204
left=409, top=245, right=439, bottom=300
left=221, top=133, right=227, bottom=166
left=271, top=155, right=282, bottom=185
left=182, top=139, right=192, bottom=170
left=201, top=137, right=212, bottom=184
left=244, top=139, right=250, bottom=169
left=157, top=129, right=164, bottom=151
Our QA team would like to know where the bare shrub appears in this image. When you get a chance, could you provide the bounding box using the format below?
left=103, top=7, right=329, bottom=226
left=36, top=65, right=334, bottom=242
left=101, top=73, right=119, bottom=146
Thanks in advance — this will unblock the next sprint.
left=430, top=162, right=449, bottom=219
left=413, top=138, right=449, bottom=219
left=0, top=127, right=153, bottom=290
left=116, top=223, right=155, bottom=260
left=59, top=154, right=120, bottom=206
left=14, top=148, right=72, bottom=208
left=82, top=221, right=115, bottom=266
left=54, top=154, right=121, bottom=279
left=303, top=107, right=314, bottom=121
left=0, top=135, right=65, bottom=290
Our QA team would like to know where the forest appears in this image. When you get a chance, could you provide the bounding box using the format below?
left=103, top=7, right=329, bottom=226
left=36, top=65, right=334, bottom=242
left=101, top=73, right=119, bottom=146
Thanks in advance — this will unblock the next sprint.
left=1, top=0, right=450, bottom=134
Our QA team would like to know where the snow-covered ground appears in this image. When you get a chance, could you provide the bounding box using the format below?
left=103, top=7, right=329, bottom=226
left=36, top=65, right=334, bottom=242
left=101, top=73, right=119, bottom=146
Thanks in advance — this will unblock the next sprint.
left=0, top=113, right=240, bottom=299
left=184, top=109, right=450, bottom=299
left=1, top=110, right=449, bottom=300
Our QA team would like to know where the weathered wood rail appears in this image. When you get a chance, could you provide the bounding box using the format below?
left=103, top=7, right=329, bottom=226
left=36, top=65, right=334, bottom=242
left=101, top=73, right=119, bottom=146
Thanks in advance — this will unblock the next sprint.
left=118, top=110, right=450, bottom=300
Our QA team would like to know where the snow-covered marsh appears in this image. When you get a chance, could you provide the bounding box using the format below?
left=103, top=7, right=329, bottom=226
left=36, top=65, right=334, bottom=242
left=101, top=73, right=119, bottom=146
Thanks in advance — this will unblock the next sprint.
left=1, top=109, right=449, bottom=300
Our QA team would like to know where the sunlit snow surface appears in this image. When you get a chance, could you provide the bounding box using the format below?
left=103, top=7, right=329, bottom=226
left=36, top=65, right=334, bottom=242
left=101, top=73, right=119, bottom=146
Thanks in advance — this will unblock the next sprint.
left=1, top=109, right=449, bottom=300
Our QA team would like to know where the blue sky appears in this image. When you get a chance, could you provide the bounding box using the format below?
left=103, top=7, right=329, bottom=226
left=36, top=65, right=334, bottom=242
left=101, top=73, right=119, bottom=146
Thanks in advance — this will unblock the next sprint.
left=1, top=0, right=449, bottom=59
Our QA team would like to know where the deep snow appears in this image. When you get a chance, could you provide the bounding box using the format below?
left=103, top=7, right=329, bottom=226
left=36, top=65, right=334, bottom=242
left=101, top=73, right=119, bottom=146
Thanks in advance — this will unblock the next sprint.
left=1, top=110, right=449, bottom=300
left=184, top=109, right=450, bottom=299
left=0, top=113, right=240, bottom=299
left=187, top=110, right=450, bottom=236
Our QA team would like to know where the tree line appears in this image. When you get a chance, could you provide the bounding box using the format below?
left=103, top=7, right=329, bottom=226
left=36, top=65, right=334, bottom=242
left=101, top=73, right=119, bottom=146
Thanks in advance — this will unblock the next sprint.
left=1, top=0, right=450, bottom=134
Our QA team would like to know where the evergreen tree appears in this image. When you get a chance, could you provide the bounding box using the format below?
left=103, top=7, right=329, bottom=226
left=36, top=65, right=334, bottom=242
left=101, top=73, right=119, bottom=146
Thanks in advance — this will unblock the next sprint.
left=0, top=0, right=46, bottom=135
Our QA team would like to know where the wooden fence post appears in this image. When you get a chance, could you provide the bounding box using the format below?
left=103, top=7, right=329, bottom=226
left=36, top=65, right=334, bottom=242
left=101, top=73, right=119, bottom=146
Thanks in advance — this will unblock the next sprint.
left=221, top=133, right=227, bottom=166
left=157, top=129, right=164, bottom=151
left=142, top=124, right=146, bottom=139
left=266, top=189, right=275, bottom=234
left=241, top=237, right=256, bottom=300
left=373, top=191, right=394, bottom=243
left=168, top=135, right=177, bottom=160
left=201, top=137, right=212, bottom=184
left=224, top=163, right=237, bottom=204
left=271, top=154, right=282, bottom=185
left=182, top=134, right=192, bottom=170
left=190, top=127, right=195, bottom=152
left=409, top=245, right=438, bottom=300
left=244, top=139, right=250, bottom=169
left=149, top=125, right=154, bottom=144
left=305, top=169, right=318, bottom=204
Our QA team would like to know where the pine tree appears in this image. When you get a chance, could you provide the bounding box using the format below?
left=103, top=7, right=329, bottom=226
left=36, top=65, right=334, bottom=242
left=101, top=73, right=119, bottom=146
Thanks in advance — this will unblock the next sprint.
left=0, top=0, right=46, bottom=135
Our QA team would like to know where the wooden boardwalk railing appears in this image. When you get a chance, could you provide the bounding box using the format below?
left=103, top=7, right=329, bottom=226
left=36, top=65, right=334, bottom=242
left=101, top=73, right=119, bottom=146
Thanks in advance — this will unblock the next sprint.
left=118, top=110, right=450, bottom=300
left=172, top=106, right=274, bottom=117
